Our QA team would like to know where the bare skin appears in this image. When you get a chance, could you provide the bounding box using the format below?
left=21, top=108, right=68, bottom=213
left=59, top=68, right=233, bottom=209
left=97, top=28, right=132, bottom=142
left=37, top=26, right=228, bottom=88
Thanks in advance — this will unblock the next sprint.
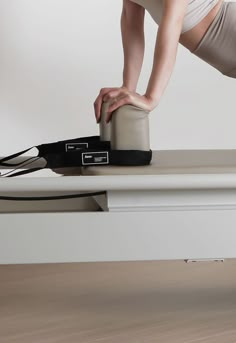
left=179, top=0, right=224, bottom=52
left=94, top=0, right=225, bottom=123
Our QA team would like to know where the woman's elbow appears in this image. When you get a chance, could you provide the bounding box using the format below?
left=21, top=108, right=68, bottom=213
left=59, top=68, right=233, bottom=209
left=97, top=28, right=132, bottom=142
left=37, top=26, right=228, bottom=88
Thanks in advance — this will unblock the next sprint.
left=122, top=0, right=145, bottom=21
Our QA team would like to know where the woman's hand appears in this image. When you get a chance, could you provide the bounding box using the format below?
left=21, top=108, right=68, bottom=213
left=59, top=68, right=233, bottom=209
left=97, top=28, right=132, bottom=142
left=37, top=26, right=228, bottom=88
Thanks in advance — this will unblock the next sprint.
left=94, top=86, right=158, bottom=123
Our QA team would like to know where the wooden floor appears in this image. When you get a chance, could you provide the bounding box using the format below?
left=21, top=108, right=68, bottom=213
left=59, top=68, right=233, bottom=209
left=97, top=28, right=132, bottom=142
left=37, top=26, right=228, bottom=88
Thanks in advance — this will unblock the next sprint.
left=1, top=259, right=236, bottom=342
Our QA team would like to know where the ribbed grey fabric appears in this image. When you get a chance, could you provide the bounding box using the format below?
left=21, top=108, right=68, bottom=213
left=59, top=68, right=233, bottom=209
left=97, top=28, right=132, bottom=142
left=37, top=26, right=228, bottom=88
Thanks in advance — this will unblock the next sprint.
left=130, top=0, right=219, bottom=33
left=192, top=1, right=236, bottom=78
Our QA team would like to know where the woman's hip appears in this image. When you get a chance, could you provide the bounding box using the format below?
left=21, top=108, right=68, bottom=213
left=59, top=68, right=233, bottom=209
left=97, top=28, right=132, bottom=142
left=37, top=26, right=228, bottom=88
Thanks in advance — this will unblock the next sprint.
left=191, top=1, right=236, bottom=78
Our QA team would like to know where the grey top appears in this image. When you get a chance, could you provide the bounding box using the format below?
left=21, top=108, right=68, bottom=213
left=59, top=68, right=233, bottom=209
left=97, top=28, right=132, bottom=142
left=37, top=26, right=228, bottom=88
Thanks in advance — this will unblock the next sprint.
left=130, top=0, right=219, bottom=33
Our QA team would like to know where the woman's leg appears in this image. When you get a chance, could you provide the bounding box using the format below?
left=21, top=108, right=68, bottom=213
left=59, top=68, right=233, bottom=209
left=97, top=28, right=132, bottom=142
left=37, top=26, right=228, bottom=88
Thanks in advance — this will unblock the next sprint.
left=191, top=2, right=236, bottom=78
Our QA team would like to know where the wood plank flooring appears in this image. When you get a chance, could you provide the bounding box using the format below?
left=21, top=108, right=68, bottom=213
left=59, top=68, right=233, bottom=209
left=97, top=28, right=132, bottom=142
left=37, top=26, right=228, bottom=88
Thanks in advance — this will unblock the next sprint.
left=1, top=259, right=236, bottom=342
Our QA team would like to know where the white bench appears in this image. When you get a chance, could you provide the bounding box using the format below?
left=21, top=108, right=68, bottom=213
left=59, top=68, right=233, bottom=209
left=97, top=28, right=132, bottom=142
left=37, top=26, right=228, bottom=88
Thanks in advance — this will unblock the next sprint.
left=1, top=149, right=236, bottom=264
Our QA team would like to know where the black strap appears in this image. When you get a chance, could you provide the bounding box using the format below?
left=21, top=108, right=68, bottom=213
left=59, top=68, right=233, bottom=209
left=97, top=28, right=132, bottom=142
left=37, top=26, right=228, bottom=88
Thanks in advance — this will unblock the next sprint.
left=37, top=136, right=110, bottom=156
left=0, top=135, right=152, bottom=177
left=0, top=156, right=44, bottom=177
left=7, top=167, right=45, bottom=178
left=0, top=147, right=35, bottom=166
left=44, top=149, right=152, bottom=168
left=0, top=136, right=110, bottom=167
left=2, top=149, right=152, bottom=177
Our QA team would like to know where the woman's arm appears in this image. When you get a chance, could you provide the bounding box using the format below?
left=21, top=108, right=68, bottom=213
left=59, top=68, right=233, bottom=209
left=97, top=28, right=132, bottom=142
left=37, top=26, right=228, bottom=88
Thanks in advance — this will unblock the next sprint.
left=121, top=0, right=145, bottom=92
left=97, top=0, right=188, bottom=122
left=145, top=0, right=188, bottom=103
left=94, top=0, right=145, bottom=121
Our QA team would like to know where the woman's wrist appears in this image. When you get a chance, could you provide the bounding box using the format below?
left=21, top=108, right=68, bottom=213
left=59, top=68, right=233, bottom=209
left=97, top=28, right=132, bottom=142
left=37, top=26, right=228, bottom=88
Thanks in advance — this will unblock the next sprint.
left=121, top=83, right=136, bottom=92
left=144, top=92, right=160, bottom=106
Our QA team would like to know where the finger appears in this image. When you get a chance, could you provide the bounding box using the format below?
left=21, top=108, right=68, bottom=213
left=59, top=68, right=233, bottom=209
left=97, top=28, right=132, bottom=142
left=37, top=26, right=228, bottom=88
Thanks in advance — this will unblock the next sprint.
left=94, top=96, right=104, bottom=123
left=99, top=87, right=115, bottom=95
left=103, top=89, right=125, bottom=102
left=106, top=96, right=132, bottom=123
left=94, top=88, right=114, bottom=122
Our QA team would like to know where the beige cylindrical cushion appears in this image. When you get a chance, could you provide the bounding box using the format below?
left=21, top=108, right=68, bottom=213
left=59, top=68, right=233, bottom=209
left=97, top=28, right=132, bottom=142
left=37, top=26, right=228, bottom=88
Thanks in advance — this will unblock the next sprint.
left=99, top=102, right=111, bottom=142
left=111, top=105, right=150, bottom=151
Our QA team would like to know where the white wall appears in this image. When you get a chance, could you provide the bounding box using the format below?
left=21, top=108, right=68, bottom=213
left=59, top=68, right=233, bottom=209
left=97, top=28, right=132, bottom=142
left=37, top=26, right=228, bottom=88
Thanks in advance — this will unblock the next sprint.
left=0, top=1, right=236, bottom=265
left=0, top=0, right=235, bottom=156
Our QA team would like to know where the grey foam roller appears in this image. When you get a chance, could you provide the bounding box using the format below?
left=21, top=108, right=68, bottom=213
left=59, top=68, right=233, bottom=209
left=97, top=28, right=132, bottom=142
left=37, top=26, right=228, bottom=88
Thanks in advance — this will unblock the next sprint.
left=111, top=105, right=150, bottom=151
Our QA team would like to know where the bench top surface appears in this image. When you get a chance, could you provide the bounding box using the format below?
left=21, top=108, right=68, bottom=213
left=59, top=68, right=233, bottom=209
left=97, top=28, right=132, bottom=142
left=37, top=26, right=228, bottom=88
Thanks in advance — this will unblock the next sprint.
left=81, top=150, right=236, bottom=176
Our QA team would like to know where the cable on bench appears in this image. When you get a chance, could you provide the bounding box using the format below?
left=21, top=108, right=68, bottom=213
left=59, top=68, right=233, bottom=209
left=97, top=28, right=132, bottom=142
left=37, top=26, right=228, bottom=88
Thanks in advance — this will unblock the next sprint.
left=0, top=191, right=106, bottom=201
left=0, top=155, right=106, bottom=200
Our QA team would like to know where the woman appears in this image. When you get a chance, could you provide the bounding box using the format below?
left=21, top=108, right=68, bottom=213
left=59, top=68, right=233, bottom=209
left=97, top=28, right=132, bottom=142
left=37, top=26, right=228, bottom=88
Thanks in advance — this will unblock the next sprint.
left=94, top=0, right=234, bottom=123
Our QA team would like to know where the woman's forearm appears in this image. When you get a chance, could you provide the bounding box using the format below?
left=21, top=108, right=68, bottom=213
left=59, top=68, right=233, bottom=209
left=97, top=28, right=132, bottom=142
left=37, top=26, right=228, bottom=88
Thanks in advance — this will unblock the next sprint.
left=121, top=7, right=145, bottom=92
left=145, top=20, right=181, bottom=103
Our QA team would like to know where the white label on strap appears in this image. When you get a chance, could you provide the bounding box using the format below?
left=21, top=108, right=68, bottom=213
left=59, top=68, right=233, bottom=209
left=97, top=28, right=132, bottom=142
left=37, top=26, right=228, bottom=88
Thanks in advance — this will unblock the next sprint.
left=82, top=151, right=109, bottom=165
